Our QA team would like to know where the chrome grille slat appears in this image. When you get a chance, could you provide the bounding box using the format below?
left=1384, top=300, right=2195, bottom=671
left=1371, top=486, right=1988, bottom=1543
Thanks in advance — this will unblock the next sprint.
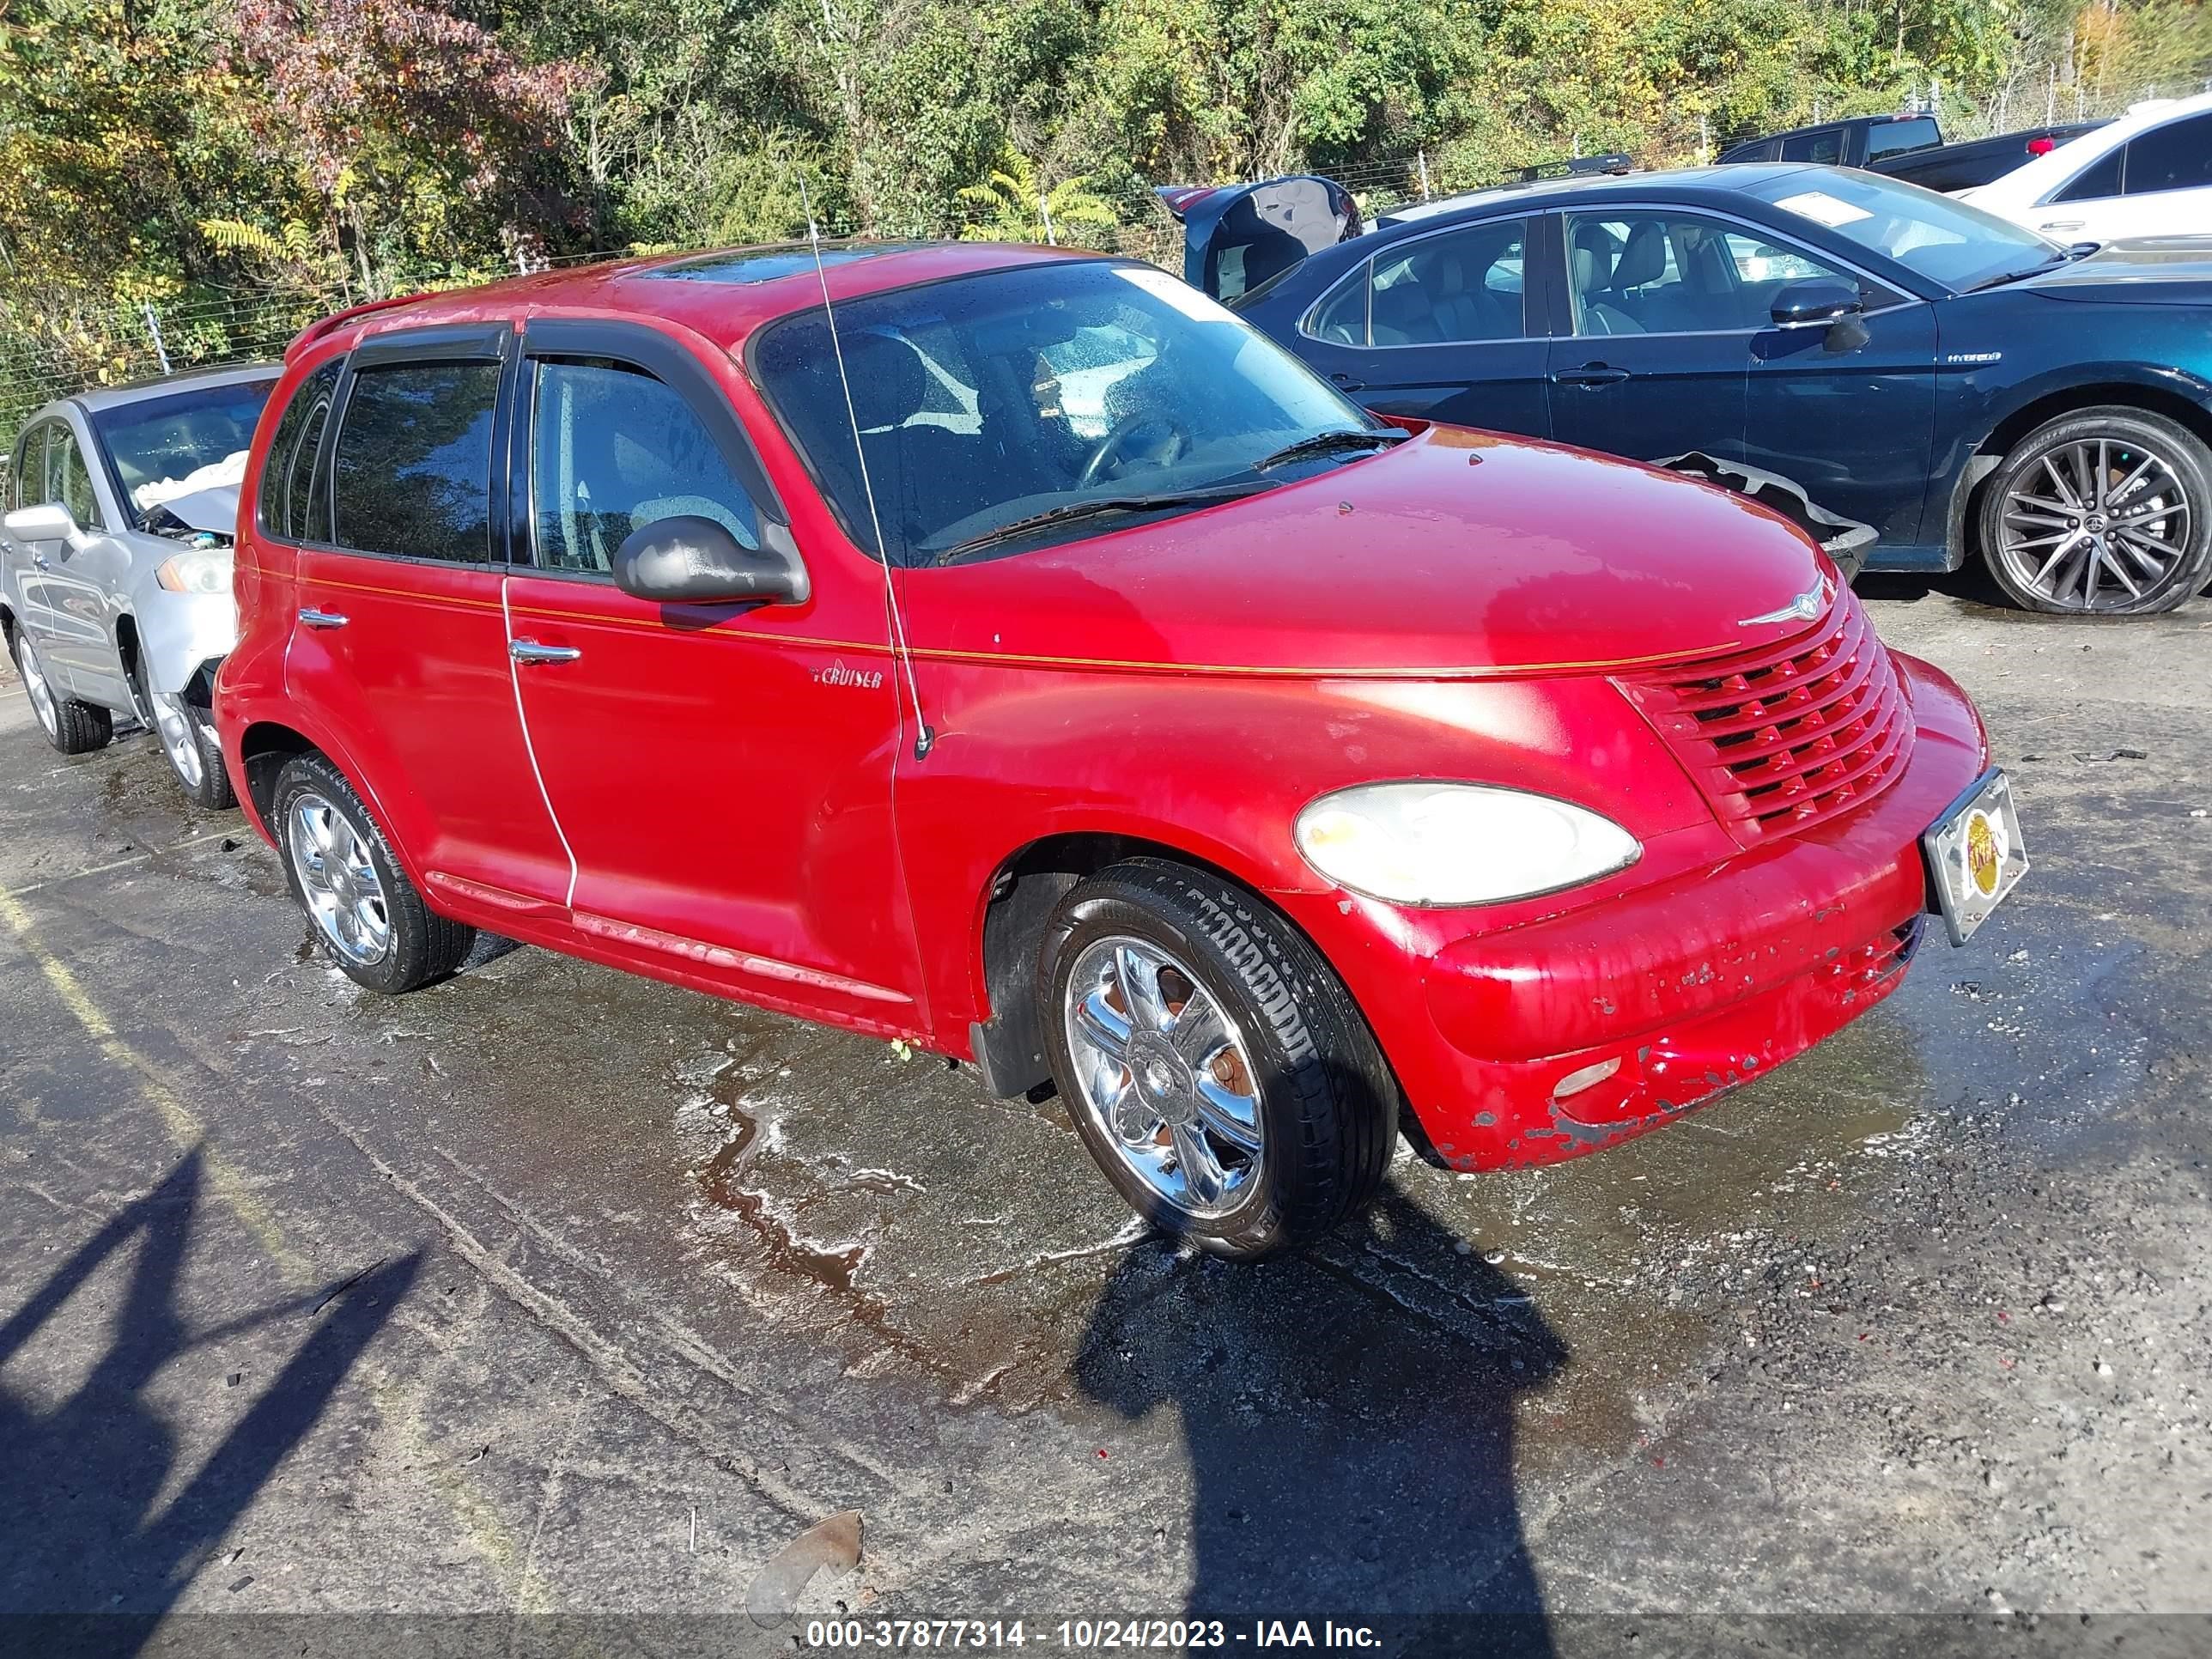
left=1620, top=589, right=1915, bottom=847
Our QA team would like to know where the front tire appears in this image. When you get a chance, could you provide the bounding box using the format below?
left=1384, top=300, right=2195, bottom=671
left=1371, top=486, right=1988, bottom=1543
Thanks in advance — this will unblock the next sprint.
left=270, top=751, right=475, bottom=993
left=10, top=629, right=112, bottom=755
left=1039, top=859, right=1395, bottom=1259
left=130, top=654, right=234, bottom=810
left=1980, top=407, right=2211, bottom=615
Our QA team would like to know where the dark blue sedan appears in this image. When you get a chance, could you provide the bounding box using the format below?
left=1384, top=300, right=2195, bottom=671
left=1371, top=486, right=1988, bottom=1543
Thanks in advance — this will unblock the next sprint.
left=1202, top=163, right=2211, bottom=615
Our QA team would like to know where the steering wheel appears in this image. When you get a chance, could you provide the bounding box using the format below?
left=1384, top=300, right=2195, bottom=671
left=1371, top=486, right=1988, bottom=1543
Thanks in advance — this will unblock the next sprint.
left=1078, top=410, right=1189, bottom=489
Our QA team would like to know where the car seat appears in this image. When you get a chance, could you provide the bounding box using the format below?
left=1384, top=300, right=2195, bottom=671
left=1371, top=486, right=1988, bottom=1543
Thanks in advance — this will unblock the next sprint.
left=1570, top=222, right=1644, bottom=336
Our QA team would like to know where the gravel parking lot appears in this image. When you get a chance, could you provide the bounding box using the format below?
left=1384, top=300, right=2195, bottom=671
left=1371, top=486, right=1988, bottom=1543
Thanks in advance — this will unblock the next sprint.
left=2, top=572, right=2209, bottom=1656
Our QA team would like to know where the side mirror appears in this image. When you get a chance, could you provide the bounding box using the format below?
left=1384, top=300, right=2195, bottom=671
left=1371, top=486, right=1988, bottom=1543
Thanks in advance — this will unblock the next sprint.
left=611, top=515, right=809, bottom=607
left=4, top=503, right=78, bottom=544
left=1769, top=277, right=1865, bottom=331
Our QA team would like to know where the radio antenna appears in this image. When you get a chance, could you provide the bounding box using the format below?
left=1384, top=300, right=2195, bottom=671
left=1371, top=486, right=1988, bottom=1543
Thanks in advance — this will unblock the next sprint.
left=798, top=176, right=933, bottom=761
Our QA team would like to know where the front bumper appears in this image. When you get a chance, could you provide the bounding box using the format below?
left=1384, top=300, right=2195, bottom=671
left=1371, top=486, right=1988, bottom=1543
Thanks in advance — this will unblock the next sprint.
left=1281, top=651, right=1989, bottom=1169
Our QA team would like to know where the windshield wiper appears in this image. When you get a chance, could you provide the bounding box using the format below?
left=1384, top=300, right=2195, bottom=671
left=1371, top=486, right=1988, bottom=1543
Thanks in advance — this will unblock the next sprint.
left=1966, top=252, right=2072, bottom=292
left=934, top=482, right=1271, bottom=565
left=1250, top=428, right=1407, bottom=471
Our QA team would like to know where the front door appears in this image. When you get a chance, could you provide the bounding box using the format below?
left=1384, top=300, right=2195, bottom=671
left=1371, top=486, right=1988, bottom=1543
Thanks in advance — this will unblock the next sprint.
left=1739, top=232, right=1937, bottom=549
left=1546, top=209, right=1752, bottom=468
left=284, top=327, right=573, bottom=908
left=498, top=320, right=919, bottom=1024
left=9, top=417, right=124, bottom=697
left=1296, top=214, right=1551, bottom=437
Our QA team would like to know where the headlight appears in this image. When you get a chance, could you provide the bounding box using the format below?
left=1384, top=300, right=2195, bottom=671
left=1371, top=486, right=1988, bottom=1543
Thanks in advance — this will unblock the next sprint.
left=155, top=548, right=234, bottom=594
left=1294, top=781, right=1640, bottom=906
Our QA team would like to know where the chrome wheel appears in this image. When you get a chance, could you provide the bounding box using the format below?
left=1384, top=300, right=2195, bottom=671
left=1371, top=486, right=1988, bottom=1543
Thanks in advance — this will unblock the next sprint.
left=1061, top=934, right=1265, bottom=1218
left=288, top=791, right=392, bottom=966
left=1997, top=434, right=2194, bottom=611
left=151, top=693, right=203, bottom=789
left=17, top=635, right=58, bottom=738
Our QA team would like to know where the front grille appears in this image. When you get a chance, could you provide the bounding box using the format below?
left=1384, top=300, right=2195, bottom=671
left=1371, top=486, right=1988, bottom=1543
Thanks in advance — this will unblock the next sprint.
left=1620, top=589, right=1914, bottom=846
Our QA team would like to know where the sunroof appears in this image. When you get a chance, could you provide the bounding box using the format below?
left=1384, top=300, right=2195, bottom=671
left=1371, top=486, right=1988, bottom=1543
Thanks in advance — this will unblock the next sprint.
left=644, top=244, right=928, bottom=285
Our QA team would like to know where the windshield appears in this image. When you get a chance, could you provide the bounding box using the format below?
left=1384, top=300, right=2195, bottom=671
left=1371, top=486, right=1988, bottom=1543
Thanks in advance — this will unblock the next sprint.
left=750, top=260, right=1380, bottom=565
left=91, top=379, right=275, bottom=526
left=1747, top=168, right=2062, bottom=292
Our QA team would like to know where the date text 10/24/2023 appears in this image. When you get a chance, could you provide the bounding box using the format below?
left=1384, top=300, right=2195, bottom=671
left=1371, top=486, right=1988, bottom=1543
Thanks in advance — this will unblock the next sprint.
left=803, top=1620, right=1384, bottom=1649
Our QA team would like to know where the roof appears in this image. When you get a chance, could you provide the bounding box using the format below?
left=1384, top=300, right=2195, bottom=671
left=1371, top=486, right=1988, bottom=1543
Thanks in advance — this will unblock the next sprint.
left=1371, top=163, right=1818, bottom=228
left=67, top=359, right=281, bottom=416
left=290, top=240, right=1099, bottom=362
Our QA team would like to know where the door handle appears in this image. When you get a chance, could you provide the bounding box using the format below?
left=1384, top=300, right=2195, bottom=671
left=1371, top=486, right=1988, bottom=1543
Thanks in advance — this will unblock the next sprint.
left=2039, top=219, right=2084, bottom=232
left=298, top=607, right=349, bottom=629
left=1329, top=372, right=1366, bottom=392
left=1552, top=364, right=1632, bottom=388
left=509, top=638, right=581, bottom=665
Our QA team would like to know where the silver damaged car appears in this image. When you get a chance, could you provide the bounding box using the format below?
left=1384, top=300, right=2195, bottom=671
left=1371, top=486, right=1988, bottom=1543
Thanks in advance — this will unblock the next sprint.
left=2, top=364, right=276, bottom=806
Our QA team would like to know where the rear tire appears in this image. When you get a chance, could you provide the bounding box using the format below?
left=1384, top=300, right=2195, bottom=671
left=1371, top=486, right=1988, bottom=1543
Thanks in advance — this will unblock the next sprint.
left=10, top=630, right=112, bottom=755
left=1980, top=406, right=2212, bottom=615
left=1039, top=858, right=1395, bottom=1259
left=271, top=751, right=475, bottom=994
left=130, top=653, right=234, bottom=810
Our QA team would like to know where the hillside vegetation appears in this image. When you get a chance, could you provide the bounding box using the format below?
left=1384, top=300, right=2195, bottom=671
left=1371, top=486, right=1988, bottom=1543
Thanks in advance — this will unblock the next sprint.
left=0, top=0, right=2203, bottom=419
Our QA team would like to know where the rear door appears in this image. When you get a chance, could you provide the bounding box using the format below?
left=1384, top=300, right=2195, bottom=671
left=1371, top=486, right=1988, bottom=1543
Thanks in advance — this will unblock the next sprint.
left=1545, top=208, right=1751, bottom=467
left=498, top=319, right=919, bottom=1022
left=284, top=325, right=573, bottom=910
left=1292, top=214, right=1551, bottom=436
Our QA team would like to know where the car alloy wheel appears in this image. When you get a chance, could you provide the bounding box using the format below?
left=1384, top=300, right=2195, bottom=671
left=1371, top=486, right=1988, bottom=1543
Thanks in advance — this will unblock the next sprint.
left=17, top=634, right=59, bottom=739
left=1996, top=432, right=2194, bottom=612
left=149, top=690, right=204, bottom=790
left=288, top=790, right=394, bottom=966
left=1060, top=933, right=1267, bottom=1218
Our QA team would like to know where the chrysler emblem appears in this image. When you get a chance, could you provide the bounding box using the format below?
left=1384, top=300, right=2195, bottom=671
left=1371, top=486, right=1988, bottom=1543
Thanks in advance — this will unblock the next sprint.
left=1738, top=580, right=1827, bottom=629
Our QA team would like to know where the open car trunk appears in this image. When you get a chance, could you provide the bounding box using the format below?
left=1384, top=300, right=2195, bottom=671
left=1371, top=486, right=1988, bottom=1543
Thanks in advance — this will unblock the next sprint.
left=1156, top=177, right=1362, bottom=304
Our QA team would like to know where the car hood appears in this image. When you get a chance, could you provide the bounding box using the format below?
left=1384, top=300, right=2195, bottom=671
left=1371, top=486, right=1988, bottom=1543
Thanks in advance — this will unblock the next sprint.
left=927, top=425, right=1828, bottom=679
left=2019, top=237, right=2212, bottom=303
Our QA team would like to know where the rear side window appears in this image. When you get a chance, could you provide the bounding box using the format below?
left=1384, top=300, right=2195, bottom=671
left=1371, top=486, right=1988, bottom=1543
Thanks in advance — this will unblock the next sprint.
left=1781, top=129, right=1845, bottom=164
left=528, top=360, right=761, bottom=573
left=331, top=361, right=501, bottom=562
left=2054, top=146, right=2125, bottom=203
left=1865, top=118, right=1940, bottom=161
left=257, top=362, right=342, bottom=542
left=1366, top=218, right=1532, bottom=344
left=2122, top=113, right=2212, bottom=196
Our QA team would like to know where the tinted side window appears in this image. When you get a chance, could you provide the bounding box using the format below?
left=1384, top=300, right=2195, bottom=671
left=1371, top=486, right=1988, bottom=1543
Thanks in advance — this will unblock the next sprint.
left=331, top=361, right=501, bottom=562
left=528, top=360, right=761, bottom=574
left=2054, top=145, right=2125, bottom=203
left=1369, top=219, right=1531, bottom=344
left=1865, top=117, right=1940, bottom=160
left=1781, top=129, right=1845, bottom=163
left=256, top=362, right=343, bottom=543
left=2122, top=114, right=2212, bottom=195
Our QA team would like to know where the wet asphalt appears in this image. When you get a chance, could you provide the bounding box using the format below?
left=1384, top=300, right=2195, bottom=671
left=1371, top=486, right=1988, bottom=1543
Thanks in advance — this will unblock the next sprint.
left=1, top=569, right=2209, bottom=1655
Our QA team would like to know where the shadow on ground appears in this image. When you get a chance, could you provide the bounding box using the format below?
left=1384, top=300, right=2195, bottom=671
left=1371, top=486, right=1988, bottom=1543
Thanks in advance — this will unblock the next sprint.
left=0, top=1147, right=419, bottom=1655
left=1076, top=1183, right=1566, bottom=1653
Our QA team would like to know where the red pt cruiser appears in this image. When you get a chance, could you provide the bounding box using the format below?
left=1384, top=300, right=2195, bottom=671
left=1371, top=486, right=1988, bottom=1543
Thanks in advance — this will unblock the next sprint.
left=216, top=243, right=2024, bottom=1257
